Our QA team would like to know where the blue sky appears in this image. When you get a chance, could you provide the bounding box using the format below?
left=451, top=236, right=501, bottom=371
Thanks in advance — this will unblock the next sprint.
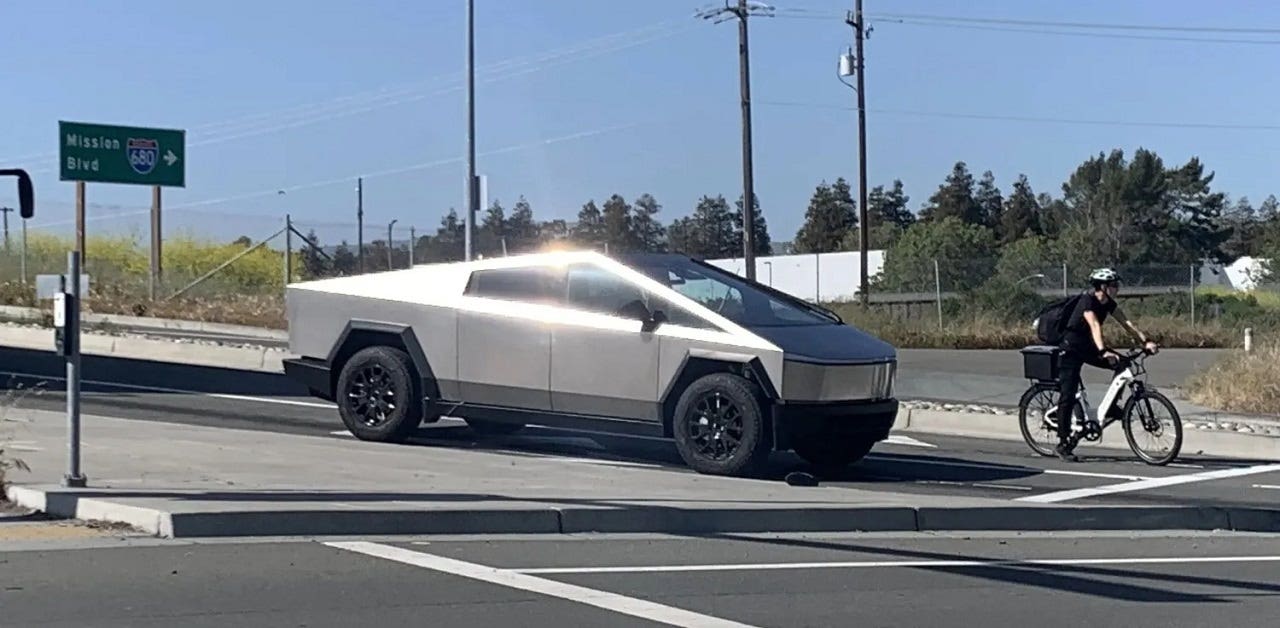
left=3, top=0, right=1279, bottom=247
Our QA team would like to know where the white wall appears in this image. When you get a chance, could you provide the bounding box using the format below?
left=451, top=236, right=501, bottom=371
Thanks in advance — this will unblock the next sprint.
left=705, top=250, right=886, bottom=302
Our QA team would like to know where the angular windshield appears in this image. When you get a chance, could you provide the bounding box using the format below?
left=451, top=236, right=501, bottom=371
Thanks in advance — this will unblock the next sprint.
left=631, top=256, right=838, bottom=327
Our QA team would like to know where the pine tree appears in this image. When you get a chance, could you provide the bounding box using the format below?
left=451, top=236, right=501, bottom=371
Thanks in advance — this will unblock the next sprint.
left=1000, top=174, right=1040, bottom=243
left=632, top=193, right=667, bottom=252
left=921, top=161, right=981, bottom=225
left=332, top=241, right=357, bottom=275
left=299, top=229, right=330, bottom=279
left=506, top=196, right=540, bottom=253
left=793, top=178, right=856, bottom=253
left=571, top=200, right=606, bottom=249
left=975, top=170, right=1003, bottom=230
left=601, top=194, right=638, bottom=253
left=734, top=194, right=772, bottom=256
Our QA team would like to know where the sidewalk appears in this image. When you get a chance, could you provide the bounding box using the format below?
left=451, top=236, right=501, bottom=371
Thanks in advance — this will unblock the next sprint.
left=3, top=408, right=1277, bottom=538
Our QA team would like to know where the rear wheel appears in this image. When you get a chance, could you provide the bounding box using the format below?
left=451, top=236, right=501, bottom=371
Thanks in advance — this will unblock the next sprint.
left=672, top=373, right=771, bottom=477
left=335, top=346, right=422, bottom=442
left=1018, top=383, right=1082, bottom=457
left=794, top=436, right=877, bottom=475
left=1122, top=389, right=1182, bottom=466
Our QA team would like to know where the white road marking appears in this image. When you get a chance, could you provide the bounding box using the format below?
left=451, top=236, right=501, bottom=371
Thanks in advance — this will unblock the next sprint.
left=1016, top=463, right=1280, bottom=503
left=970, top=483, right=1034, bottom=492
left=866, top=454, right=1154, bottom=482
left=326, top=541, right=757, bottom=628
left=882, top=434, right=936, bottom=448
left=1169, top=463, right=1205, bottom=470
left=0, top=370, right=334, bottom=409
left=1252, top=484, right=1280, bottom=490
left=515, top=555, right=1280, bottom=575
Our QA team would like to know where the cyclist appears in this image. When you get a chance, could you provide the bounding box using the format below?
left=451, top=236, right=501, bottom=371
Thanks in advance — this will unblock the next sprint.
left=1054, top=268, right=1159, bottom=461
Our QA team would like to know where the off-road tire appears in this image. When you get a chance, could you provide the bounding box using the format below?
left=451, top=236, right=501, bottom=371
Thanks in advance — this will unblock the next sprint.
left=335, top=346, right=422, bottom=442
left=672, top=372, right=771, bottom=477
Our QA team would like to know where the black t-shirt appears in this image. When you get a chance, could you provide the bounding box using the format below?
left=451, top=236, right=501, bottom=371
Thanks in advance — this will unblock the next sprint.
left=1062, top=291, right=1117, bottom=353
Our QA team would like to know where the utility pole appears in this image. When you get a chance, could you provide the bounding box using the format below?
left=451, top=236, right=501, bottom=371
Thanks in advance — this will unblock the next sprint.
left=698, top=0, right=772, bottom=282
left=388, top=219, right=398, bottom=269
left=842, top=0, right=871, bottom=306
left=0, top=206, right=11, bottom=252
left=356, top=177, right=365, bottom=273
left=465, top=0, right=478, bottom=261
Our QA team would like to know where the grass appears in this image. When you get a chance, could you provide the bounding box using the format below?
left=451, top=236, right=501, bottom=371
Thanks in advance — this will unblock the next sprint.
left=1184, top=343, right=1280, bottom=415
left=0, top=378, right=44, bottom=491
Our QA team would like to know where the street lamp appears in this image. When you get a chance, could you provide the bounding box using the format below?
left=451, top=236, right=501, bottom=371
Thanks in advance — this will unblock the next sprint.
left=1016, top=273, right=1047, bottom=288
left=387, top=219, right=398, bottom=269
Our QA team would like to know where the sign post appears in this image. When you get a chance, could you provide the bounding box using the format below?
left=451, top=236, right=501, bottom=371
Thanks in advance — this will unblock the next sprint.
left=56, top=121, right=186, bottom=487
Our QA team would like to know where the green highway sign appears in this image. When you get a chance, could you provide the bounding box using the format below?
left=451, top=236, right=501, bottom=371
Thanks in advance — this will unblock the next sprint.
left=59, top=120, right=185, bottom=187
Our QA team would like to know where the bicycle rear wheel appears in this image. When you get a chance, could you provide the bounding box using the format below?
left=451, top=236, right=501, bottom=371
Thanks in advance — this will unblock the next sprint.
left=1122, top=389, right=1182, bottom=466
left=1018, top=384, right=1081, bottom=457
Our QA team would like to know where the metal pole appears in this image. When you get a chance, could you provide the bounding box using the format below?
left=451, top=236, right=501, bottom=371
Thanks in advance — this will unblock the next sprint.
left=75, top=181, right=86, bottom=269
left=736, top=0, right=757, bottom=281
left=387, top=220, right=397, bottom=269
left=1, top=206, right=10, bottom=252
left=1062, top=262, right=1068, bottom=297
left=409, top=226, right=416, bottom=266
left=284, top=214, right=293, bottom=287
left=357, top=177, right=365, bottom=274
left=150, top=185, right=162, bottom=300
left=64, top=250, right=85, bottom=488
left=465, top=0, right=477, bottom=261
left=851, top=0, right=869, bottom=305
left=19, top=217, right=27, bottom=285
left=935, top=258, right=943, bottom=330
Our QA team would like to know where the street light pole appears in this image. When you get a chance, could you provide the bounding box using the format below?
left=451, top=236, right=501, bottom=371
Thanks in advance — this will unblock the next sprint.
left=388, top=219, right=398, bottom=269
left=464, top=0, right=477, bottom=261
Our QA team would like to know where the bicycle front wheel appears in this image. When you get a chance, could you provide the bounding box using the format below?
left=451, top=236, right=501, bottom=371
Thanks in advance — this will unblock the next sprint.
left=1122, top=389, right=1182, bottom=466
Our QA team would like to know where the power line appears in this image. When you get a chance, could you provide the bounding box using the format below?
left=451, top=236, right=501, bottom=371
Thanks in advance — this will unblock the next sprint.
left=756, top=99, right=1280, bottom=131
left=865, top=11, right=1280, bottom=35
left=885, top=19, right=1280, bottom=45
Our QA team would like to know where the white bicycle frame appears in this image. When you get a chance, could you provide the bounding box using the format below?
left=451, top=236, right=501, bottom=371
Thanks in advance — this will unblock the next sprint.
left=1042, top=362, right=1137, bottom=430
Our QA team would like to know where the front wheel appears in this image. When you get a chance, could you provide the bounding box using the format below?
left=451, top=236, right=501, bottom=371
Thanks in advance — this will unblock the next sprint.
left=672, top=373, right=771, bottom=477
left=1122, top=389, right=1182, bottom=466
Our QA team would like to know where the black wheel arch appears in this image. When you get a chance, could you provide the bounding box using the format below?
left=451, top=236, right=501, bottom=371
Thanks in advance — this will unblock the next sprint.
left=659, top=355, right=779, bottom=439
left=326, top=320, right=440, bottom=403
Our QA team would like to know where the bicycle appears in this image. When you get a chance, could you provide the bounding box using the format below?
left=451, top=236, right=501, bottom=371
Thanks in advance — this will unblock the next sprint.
left=1017, top=345, right=1183, bottom=465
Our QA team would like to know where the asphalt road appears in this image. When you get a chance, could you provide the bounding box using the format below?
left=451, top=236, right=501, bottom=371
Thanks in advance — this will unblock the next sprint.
left=3, top=532, right=1280, bottom=626
left=2, top=346, right=1278, bottom=512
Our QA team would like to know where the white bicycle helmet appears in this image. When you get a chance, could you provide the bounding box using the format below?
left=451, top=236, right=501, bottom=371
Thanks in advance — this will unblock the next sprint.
left=1089, top=267, right=1120, bottom=284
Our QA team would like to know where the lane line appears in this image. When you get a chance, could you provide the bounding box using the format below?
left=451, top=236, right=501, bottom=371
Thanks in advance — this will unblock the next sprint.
left=0, top=369, right=333, bottom=409
left=325, top=541, right=757, bottom=628
left=1016, top=463, right=1280, bottom=503
left=514, top=555, right=1280, bottom=575
left=1252, top=484, right=1280, bottom=490
left=970, top=483, right=1034, bottom=492
left=882, top=434, right=936, bottom=448
left=866, top=454, right=1154, bottom=482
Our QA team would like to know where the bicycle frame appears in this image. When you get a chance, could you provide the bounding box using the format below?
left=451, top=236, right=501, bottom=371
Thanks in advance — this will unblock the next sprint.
left=1042, top=350, right=1149, bottom=432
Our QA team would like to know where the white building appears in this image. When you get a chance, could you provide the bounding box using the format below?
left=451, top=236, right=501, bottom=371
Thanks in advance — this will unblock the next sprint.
left=705, top=250, right=886, bottom=303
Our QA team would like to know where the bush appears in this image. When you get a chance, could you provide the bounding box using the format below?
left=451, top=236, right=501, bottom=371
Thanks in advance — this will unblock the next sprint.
left=1185, top=344, right=1280, bottom=414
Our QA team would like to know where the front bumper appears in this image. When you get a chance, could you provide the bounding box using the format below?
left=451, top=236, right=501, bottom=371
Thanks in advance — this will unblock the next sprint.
left=771, top=398, right=899, bottom=451
left=283, top=357, right=333, bottom=401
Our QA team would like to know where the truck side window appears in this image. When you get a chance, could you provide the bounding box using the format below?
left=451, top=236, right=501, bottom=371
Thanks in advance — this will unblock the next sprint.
left=565, top=263, right=717, bottom=330
left=464, top=266, right=562, bottom=305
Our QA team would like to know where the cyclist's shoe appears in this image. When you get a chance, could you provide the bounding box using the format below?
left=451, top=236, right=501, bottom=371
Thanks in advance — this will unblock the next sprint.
left=1055, top=442, right=1080, bottom=462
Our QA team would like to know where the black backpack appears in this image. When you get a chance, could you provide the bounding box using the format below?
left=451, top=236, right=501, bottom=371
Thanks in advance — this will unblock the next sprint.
left=1032, top=292, right=1085, bottom=345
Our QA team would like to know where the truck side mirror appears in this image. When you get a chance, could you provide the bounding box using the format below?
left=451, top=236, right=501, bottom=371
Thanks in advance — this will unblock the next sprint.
left=0, top=169, right=35, bottom=218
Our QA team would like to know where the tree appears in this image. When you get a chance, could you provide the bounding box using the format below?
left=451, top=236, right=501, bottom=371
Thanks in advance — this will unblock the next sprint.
left=734, top=194, right=772, bottom=256
left=920, top=161, right=982, bottom=226
left=478, top=199, right=506, bottom=256
left=975, top=170, right=1003, bottom=230
left=332, top=240, right=357, bottom=275
left=506, top=196, right=540, bottom=253
left=632, top=193, right=667, bottom=252
left=1165, top=156, right=1230, bottom=264
left=1221, top=196, right=1260, bottom=261
left=601, top=194, right=639, bottom=253
left=571, top=200, right=605, bottom=250
left=1000, top=175, right=1041, bottom=243
left=994, top=235, right=1061, bottom=288
left=875, top=217, right=998, bottom=292
left=421, top=208, right=464, bottom=262
left=669, top=195, right=736, bottom=259
left=299, top=229, right=330, bottom=279
left=793, top=178, right=856, bottom=253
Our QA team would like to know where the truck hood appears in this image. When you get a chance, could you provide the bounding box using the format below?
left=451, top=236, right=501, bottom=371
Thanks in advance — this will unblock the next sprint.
left=747, top=323, right=896, bottom=365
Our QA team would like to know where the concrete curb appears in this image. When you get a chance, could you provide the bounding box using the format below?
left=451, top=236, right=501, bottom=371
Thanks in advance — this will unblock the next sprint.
left=0, top=325, right=288, bottom=373
left=0, top=305, right=286, bottom=341
left=10, top=485, right=1280, bottom=538
left=898, top=407, right=1280, bottom=462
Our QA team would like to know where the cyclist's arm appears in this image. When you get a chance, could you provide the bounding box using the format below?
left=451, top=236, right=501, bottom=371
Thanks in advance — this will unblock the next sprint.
left=1113, top=307, right=1149, bottom=344
left=1084, top=310, right=1107, bottom=353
